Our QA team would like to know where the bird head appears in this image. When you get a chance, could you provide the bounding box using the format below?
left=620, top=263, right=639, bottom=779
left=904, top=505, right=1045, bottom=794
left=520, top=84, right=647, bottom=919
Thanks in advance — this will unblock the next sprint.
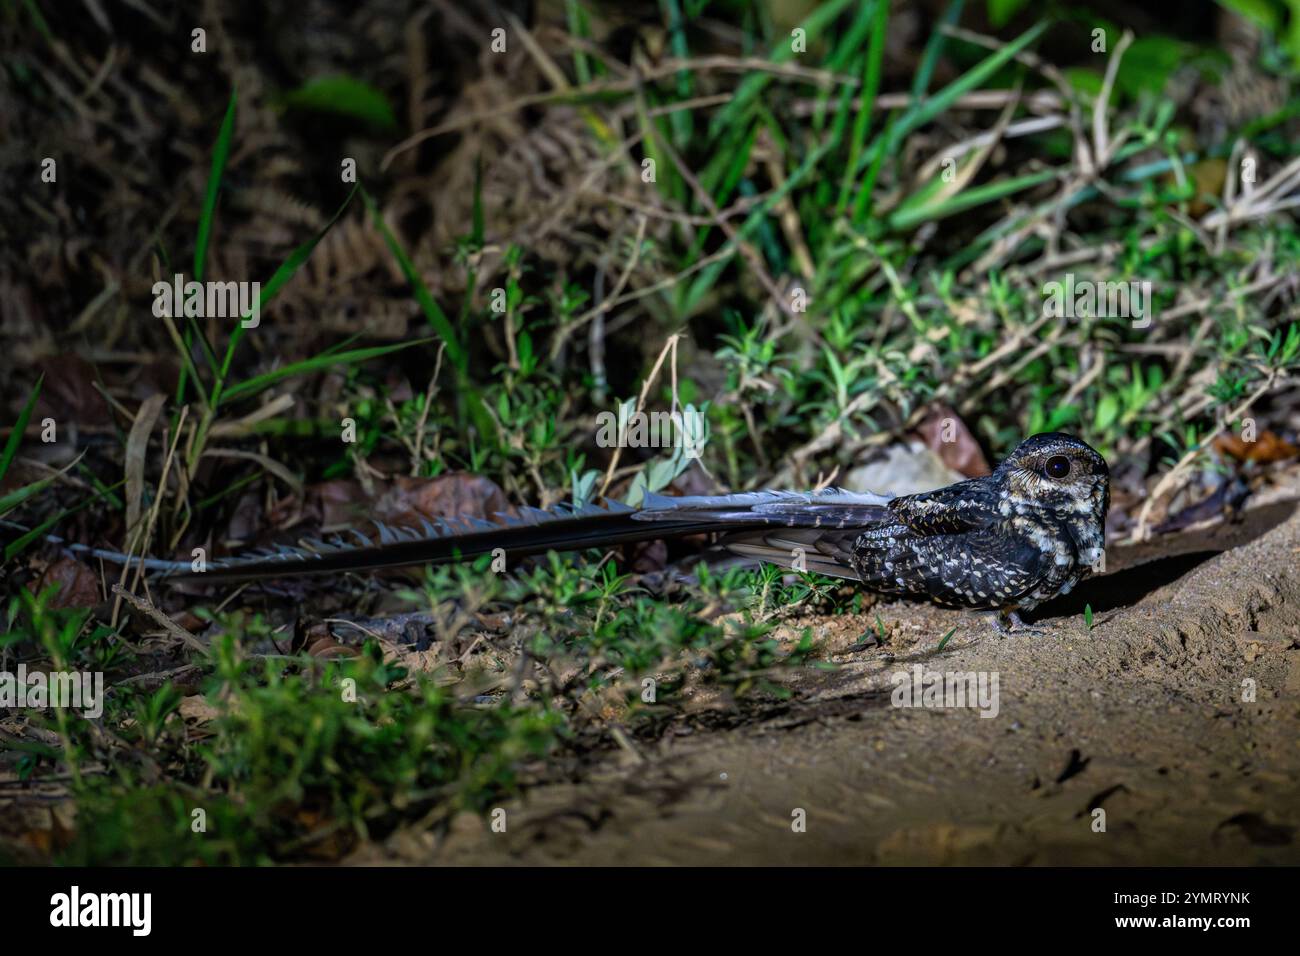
left=995, top=433, right=1110, bottom=519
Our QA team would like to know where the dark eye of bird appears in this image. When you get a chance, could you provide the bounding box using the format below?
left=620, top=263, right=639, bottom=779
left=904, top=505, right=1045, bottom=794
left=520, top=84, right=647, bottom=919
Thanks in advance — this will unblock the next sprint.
left=1044, top=455, right=1071, bottom=479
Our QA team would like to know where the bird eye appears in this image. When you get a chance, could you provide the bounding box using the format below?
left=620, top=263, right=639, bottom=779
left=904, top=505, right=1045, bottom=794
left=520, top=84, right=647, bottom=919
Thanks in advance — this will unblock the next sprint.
left=1044, top=455, right=1071, bottom=479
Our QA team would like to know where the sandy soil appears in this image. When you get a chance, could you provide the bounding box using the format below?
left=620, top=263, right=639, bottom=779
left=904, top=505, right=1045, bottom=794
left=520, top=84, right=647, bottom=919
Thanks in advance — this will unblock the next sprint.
left=365, top=496, right=1300, bottom=866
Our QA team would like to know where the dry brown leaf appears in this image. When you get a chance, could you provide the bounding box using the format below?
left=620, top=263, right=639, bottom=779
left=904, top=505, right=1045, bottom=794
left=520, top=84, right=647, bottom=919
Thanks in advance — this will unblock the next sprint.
left=36, top=354, right=112, bottom=426
left=376, top=473, right=514, bottom=524
left=306, top=637, right=359, bottom=659
left=267, top=479, right=369, bottom=529
left=179, top=695, right=221, bottom=724
left=124, top=393, right=166, bottom=534
left=28, top=557, right=101, bottom=608
left=915, top=405, right=991, bottom=477
left=1213, top=429, right=1299, bottom=464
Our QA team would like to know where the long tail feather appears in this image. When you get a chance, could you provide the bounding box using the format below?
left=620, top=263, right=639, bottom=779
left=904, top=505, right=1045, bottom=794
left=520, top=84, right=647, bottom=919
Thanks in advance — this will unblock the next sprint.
left=166, top=488, right=892, bottom=584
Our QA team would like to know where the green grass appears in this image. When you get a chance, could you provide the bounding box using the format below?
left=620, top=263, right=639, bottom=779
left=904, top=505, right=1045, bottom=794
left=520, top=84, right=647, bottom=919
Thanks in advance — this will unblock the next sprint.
left=5, top=551, right=821, bottom=864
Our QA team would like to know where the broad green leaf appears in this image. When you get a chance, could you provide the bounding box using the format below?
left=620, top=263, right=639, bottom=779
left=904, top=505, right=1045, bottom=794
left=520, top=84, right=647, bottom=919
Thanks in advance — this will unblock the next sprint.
left=1094, top=393, right=1120, bottom=432
left=281, top=75, right=397, bottom=131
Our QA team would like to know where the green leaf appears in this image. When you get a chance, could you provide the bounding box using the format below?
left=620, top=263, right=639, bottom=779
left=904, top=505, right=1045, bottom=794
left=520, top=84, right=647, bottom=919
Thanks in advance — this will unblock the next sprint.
left=707, top=0, right=858, bottom=139
left=837, top=0, right=889, bottom=216
left=1, top=374, right=42, bottom=485
left=888, top=168, right=1057, bottom=230
left=565, top=0, right=593, bottom=83
left=5, top=480, right=126, bottom=562
left=362, top=187, right=466, bottom=373
left=1213, top=0, right=1279, bottom=31
left=913, top=0, right=965, bottom=100
left=1063, top=67, right=1104, bottom=97
left=0, top=475, right=57, bottom=518
left=19, top=0, right=54, bottom=43
left=1094, top=394, right=1120, bottom=432
left=988, top=0, right=1030, bottom=28
left=209, top=185, right=362, bottom=410
left=222, top=339, right=433, bottom=403
left=857, top=19, right=1048, bottom=181
left=1115, top=36, right=1196, bottom=99
left=195, top=89, right=237, bottom=282
left=1044, top=404, right=1079, bottom=432
left=281, top=75, right=397, bottom=131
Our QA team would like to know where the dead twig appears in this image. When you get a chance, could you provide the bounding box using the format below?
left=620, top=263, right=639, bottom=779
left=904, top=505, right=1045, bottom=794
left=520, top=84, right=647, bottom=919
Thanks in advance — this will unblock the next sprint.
left=111, top=584, right=209, bottom=657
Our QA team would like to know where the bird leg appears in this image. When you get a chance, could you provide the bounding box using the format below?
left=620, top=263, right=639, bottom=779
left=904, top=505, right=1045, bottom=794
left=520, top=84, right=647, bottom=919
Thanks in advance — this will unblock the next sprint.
left=993, top=608, right=1047, bottom=636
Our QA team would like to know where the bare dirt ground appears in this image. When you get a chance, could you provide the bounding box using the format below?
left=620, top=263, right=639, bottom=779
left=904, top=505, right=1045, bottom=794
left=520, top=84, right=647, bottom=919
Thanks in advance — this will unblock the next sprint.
left=354, top=492, right=1300, bottom=866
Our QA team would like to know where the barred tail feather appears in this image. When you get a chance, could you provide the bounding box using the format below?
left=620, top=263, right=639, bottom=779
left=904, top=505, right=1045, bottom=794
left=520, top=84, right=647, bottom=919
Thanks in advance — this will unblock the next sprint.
left=170, top=487, right=893, bottom=584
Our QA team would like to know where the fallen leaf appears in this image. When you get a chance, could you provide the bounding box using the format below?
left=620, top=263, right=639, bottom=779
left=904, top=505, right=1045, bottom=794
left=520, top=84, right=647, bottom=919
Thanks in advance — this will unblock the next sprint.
left=915, top=405, right=990, bottom=477
left=28, top=557, right=101, bottom=608
left=179, top=695, right=221, bottom=723
left=306, top=636, right=359, bottom=659
left=124, top=393, right=167, bottom=533
left=36, top=355, right=112, bottom=426
left=376, top=474, right=514, bottom=525
left=267, top=479, right=369, bottom=529
left=1213, top=429, right=1299, bottom=464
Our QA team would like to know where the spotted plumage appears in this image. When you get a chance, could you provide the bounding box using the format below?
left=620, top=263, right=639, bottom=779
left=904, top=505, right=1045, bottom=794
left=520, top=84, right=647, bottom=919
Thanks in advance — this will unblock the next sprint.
left=720, top=434, right=1108, bottom=629
left=850, top=434, right=1109, bottom=615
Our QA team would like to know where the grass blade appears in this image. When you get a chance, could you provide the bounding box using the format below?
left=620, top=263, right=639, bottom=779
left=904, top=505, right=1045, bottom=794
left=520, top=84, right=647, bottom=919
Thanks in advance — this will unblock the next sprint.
left=195, top=89, right=237, bottom=282
left=362, top=186, right=467, bottom=373
left=853, top=19, right=1049, bottom=181
left=280, top=75, right=397, bottom=131
left=836, top=0, right=888, bottom=215
left=707, top=0, right=857, bottom=139
left=0, top=451, right=85, bottom=519
left=1, top=374, right=42, bottom=485
left=0, top=476, right=56, bottom=518
left=5, top=480, right=126, bottom=563
left=222, top=339, right=433, bottom=402
left=888, top=168, right=1057, bottom=230
left=209, top=185, right=361, bottom=410
left=911, top=0, right=965, bottom=100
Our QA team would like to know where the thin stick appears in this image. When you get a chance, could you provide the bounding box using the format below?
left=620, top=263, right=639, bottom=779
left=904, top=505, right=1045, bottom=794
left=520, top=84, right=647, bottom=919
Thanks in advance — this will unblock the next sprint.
left=598, top=334, right=680, bottom=498
left=111, top=584, right=209, bottom=657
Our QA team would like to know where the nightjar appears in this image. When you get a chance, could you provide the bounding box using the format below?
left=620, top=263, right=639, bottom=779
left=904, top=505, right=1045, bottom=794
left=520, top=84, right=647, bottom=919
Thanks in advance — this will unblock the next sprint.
left=167, top=433, right=1109, bottom=631
left=848, top=433, right=1109, bottom=628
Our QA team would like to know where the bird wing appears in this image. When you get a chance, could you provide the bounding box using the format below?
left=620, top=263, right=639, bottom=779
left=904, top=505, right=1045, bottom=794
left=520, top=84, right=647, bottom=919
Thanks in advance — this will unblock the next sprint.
left=885, top=479, right=999, bottom=536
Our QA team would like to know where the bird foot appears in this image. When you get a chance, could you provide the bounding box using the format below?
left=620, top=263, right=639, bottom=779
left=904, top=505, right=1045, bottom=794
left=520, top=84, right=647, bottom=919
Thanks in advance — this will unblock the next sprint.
left=993, top=609, right=1047, bottom=636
